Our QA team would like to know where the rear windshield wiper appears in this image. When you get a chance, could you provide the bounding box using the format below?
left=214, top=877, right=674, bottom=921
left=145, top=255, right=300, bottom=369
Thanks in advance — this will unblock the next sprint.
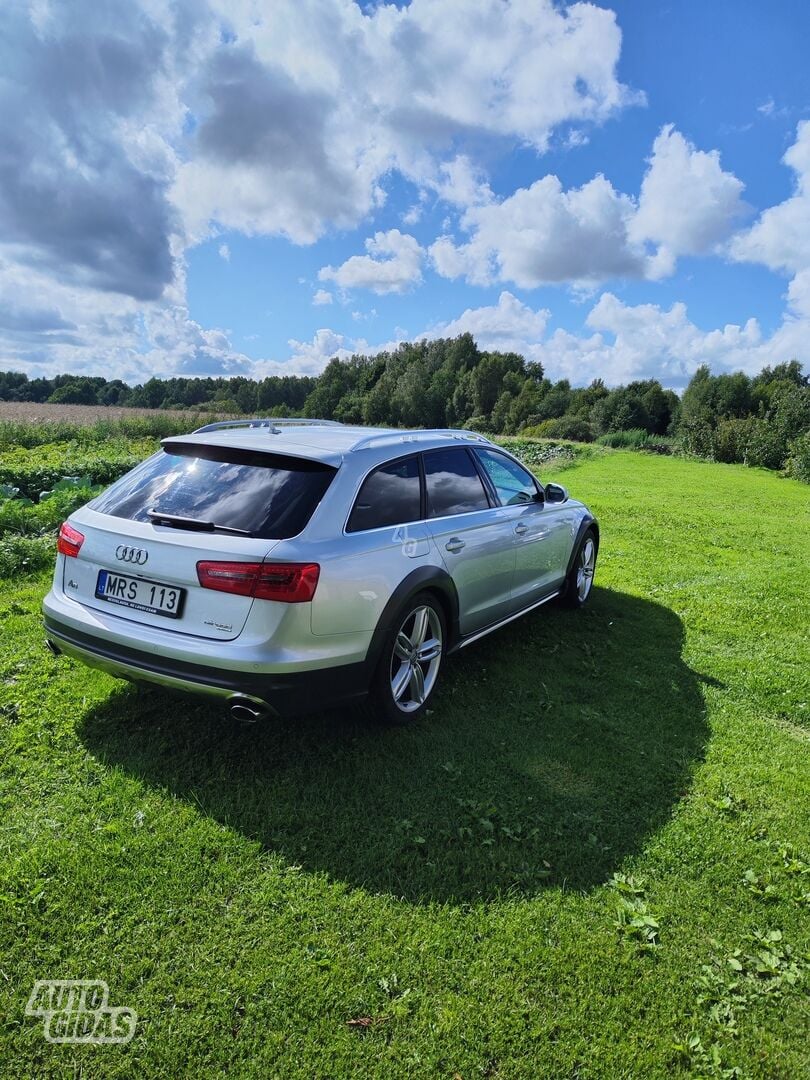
left=147, top=509, right=252, bottom=536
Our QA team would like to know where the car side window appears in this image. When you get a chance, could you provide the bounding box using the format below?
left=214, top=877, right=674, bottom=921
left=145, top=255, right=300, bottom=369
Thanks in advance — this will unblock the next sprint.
left=423, top=448, right=491, bottom=518
left=475, top=448, right=539, bottom=506
left=347, top=455, right=422, bottom=532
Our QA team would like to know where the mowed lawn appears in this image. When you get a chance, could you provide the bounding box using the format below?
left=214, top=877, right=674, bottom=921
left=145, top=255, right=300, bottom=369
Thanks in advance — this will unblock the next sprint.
left=1, top=451, right=808, bottom=1078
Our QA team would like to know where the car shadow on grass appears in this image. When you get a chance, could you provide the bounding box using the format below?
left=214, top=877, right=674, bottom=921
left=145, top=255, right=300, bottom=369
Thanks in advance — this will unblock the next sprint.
left=78, top=586, right=708, bottom=904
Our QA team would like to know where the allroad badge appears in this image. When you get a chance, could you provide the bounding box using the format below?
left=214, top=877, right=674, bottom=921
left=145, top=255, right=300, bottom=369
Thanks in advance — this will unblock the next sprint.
left=115, top=545, right=148, bottom=565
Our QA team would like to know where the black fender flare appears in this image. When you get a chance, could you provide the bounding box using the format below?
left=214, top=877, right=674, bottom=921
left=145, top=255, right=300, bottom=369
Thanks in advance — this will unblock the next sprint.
left=565, top=515, right=600, bottom=580
left=364, top=566, right=460, bottom=674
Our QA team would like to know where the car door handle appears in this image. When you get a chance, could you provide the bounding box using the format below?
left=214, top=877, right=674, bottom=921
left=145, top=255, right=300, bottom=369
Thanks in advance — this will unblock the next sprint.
left=515, top=523, right=550, bottom=540
left=445, top=538, right=465, bottom=553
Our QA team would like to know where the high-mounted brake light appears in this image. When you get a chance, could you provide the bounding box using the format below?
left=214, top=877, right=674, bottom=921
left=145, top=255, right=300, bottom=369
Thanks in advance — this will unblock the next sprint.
left=196, top=561, right=320, bottom=603
left=57, top=522, right=85, bottom=558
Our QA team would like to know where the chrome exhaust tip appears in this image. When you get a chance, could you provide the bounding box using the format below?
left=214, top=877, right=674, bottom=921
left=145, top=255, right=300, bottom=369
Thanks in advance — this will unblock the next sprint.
left=228, top=695, right=271, bottom=723
left=45, top=638, right=61, bottom=657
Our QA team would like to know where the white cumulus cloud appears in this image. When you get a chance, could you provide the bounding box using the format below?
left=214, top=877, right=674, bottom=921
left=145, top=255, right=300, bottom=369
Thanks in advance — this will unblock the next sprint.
left=630, top=125, right=747, bottom=266
left=430, top=125, right=746, bottom=289
left=1, top=0, right=805, bottom=391
left=431, top=155, right=494, bottom=209
left=730, top=121, right=810, bottom=276
left=425, top=290, right=800, bottom=389
left=430, top=174, right=642, bottom=288
left=319, top=230, right=423, bottom=295
left=786, top=268, right=810, bottom=318
left=0, top=0, right=641, bottom=381
left=282, top=328, right=353, bottom=375
left=175, top=0, right=638, bottom=246
left=428, top=291, right=549, bottom=353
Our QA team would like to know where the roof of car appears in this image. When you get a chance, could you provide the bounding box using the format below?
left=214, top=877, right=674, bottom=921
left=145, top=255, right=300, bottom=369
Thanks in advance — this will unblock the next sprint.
left=162, top=421, right=494, bottom=467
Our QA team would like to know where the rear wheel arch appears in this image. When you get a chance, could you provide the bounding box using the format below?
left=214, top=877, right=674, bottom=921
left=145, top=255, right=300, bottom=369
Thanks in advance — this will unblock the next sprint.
left=364, top=566, right=459, bottom=673
left=420, top=584, right=456, bottom=648
left=368, top=590, right=447, bottom=724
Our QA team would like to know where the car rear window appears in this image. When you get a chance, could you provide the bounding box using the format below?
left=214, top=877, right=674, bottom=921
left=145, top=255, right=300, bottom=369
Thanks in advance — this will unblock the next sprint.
left=90, top=443, right=336, bottom=539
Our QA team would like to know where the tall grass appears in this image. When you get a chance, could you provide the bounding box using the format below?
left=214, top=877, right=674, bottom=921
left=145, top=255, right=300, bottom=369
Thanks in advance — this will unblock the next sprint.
left=0, top=414, right=225, bottom=450
left=596, top=428, right=673, bottom=453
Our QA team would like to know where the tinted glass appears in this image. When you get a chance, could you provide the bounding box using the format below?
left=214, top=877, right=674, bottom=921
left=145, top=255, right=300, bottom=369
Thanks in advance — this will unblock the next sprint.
left=90, top=444, right=335, bottom=539
left=347, top=456, right=421, bottom=532
left=424, top=448, right=490, bottom=518
left=476, top=448, right=539, bottom=505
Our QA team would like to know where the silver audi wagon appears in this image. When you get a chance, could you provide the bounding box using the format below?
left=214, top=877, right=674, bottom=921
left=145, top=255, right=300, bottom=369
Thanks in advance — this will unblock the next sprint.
left=43, top=420, right=598, bottom=724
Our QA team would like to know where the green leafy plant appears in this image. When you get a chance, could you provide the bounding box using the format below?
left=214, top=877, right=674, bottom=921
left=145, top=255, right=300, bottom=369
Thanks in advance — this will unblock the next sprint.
left=38, top=474, right=95, bottom=500
left=0, top=471, right=103, bottom=575
left=681, top=929, right=808, bottom=1077
left=696, top=931, right=806, bottom=1024
left=0, top=438, right=155, bottom=499
left=0, top=533, right=55, bottom=577
left=608, top=873, right=661, bottom=950
left=706, top=789, right=747, bottom=817
left=672, top=1033, right=743, bottom=1079
left=785, top=430, right=810, bottom=482
left=742, top=868, right=779, bottom=901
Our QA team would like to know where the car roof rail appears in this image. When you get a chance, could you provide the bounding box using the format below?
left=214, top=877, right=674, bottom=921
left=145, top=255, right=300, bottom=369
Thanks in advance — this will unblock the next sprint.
left=192, top=417, right=344, bottom=434
left=350, top=428, right=493, bottom=452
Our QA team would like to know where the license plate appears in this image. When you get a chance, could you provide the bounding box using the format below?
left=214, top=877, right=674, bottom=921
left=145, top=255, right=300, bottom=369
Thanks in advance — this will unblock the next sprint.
left=95, top=570, right=185, bottom=619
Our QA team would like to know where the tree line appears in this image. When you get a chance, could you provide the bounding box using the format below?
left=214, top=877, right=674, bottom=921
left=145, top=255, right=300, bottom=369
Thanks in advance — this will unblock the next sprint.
left=1, top=333, right=807, bottom=477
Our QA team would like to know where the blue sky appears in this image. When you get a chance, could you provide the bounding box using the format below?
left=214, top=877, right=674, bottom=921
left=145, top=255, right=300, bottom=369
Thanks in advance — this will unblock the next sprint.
left=1, top=0, right=809, bottom=387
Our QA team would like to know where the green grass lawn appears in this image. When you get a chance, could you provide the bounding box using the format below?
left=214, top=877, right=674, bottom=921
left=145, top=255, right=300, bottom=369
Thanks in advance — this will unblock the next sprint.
left=1, top=451, right=808, bottom=1078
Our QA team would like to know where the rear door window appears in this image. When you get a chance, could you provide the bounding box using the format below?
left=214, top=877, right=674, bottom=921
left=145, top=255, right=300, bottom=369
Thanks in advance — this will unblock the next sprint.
left=347, top=455, right=421, bottom=532
left=423, top=448, right=491, bottom=518
left=90, top=444, right=336, bottom=539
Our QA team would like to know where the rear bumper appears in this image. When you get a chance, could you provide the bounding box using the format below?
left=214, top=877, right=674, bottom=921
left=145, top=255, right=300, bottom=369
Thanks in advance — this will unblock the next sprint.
left=43, top=614, right=370, bottom=718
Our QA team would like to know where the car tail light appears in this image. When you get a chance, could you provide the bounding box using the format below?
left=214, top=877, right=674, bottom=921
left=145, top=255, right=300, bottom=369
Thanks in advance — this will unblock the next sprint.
left=196, top=561, right=320, bottom=603
left=57, top=522, right=85, bottom=558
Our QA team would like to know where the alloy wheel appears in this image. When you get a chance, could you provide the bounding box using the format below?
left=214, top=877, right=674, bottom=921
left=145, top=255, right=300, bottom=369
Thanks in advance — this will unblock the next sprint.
left=389, top=605, right=443, bottom=713
left=576, top=537, right=596, bottom=602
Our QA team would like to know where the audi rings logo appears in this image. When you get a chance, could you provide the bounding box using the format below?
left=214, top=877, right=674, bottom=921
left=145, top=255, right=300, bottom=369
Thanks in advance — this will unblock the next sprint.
left=115, top=545, right=148, bottom=565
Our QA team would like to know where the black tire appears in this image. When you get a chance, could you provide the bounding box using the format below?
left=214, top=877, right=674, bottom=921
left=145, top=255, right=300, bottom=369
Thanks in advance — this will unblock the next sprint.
left=366, top=590, right=447, bottom=726
left=561, top=528, right=598, bottom=608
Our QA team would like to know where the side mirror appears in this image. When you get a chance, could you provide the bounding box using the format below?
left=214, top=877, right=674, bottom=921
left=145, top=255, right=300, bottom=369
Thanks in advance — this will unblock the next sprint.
left=544, top=482, right=569, bottom=504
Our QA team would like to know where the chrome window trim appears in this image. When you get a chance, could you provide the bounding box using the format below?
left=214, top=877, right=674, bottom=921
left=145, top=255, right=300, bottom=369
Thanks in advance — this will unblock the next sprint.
left=342, top=448, right=504, bottom=537
left=342, top=451, right=423, bottom=536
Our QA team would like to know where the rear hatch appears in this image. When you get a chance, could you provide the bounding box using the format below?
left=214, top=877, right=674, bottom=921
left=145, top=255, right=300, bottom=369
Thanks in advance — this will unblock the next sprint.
left=62, top=441, right=336, bottom=641
left=62, top=515, right=277, bottom=640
